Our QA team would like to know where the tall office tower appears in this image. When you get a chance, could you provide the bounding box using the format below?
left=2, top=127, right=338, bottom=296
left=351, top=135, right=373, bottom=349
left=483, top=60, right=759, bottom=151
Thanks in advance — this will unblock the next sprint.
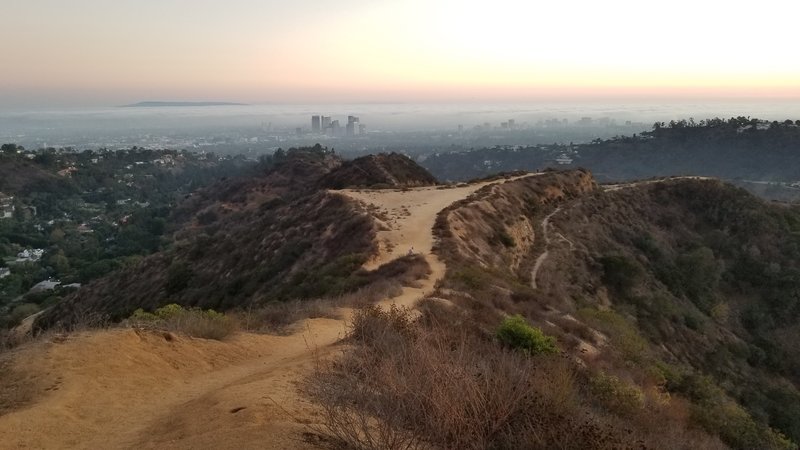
left=331, top=120, right=341, bottom=136
left=346, top=115, right=359, bottom=137
left=508, top=119, right=516, bottom=129
left=321, top=116, right=332, bottom=129
left=358, top=123, right=367, bottom=135
left=312, top=115, right=321, bottom=132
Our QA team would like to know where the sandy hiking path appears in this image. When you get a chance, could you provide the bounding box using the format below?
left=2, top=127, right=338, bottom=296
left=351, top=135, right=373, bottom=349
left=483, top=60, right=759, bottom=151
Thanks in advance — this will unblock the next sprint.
left=339, top=175, right=536, bottom=306
left=0, top=175, right=533, bottom=449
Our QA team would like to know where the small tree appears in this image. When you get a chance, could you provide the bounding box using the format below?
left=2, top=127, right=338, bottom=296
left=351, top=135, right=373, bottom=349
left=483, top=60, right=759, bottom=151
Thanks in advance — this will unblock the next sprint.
left=599, top=255, right=642, bottom=295
left=496, top=315, right=557, bottom=355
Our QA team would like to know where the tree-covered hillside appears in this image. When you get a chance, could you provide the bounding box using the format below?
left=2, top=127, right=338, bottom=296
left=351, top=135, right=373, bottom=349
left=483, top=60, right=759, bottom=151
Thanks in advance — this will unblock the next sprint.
left=422, top=118, right=800, bottom=198
left=0, top=144, right=254, bottom=327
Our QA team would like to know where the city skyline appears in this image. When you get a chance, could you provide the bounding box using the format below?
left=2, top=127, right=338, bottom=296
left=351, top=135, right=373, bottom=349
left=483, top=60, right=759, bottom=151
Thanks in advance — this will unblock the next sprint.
left=2, top=0, right=799, bottom=108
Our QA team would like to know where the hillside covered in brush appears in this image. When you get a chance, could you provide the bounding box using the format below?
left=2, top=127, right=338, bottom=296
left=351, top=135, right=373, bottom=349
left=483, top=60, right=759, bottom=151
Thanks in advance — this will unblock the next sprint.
left=422, top=173, right=800, bottom=449
left=35, top=146, right=439, bottom=329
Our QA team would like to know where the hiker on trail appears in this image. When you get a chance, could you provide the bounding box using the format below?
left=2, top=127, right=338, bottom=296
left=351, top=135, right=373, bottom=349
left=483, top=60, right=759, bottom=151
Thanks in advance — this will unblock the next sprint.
left=408, top=246, right=415, bottom=255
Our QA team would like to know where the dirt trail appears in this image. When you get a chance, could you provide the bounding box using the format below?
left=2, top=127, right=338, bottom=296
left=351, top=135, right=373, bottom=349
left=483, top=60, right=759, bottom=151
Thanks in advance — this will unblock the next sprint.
left=530, top=207, right=560, bottom=290
left=339, top=179, right=525, bottom=307
left=0, top=176, right=531, bottom=449
left=602, top=175, right=713, bottom=192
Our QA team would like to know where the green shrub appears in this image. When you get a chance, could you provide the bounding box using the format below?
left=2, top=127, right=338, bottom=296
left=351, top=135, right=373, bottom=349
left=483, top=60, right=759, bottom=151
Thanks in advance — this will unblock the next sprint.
left=154, top=303, right=184, bottom=319
left=452, top=265, right=491, bottom=291
left=165, top=261, right=192, bottom=295
left=496, top=315, right=558, bottom=355
left=8, top=303, right=41, bottom=326
left=599, top=255, right=642, bottom=295
left=691, top=398, right=794, bottom=450
left=493, top=230, right=516, bottom=248
left=129, top=308, right=158, bottom=322
left=676, top=246, right=720, bottom=310
left=578, top=308, right=650, bottom=363
left=589, top=372, right=645, bottom=416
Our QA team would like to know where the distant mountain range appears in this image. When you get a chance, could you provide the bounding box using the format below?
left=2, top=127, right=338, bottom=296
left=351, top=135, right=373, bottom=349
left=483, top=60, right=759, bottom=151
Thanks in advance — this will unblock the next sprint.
left=121, top=101, right=247, bottom=107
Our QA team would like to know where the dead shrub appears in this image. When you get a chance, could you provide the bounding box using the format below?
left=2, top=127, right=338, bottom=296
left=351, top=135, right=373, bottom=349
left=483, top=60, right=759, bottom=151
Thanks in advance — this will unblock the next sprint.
left=167, top=310, right=237, bottom=340
left=348, top=304, right=417, bottom=344
left=368, top=254, right=431, bottom=287
left=236, top=299, right=340, bottom=335
left=306, top=306, right=633, bottom=450
left=339, top=280, right=404, bottom=309
left=128, top=304, right=236, bottom=340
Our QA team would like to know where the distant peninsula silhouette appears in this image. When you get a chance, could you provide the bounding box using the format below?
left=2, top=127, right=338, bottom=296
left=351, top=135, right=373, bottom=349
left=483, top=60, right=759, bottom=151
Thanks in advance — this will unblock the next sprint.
left=121, top=101, right=247, bottom=107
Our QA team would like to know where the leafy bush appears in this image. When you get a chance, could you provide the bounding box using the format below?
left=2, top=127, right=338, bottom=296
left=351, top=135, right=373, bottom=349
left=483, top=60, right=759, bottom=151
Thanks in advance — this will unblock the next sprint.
left=578, top=308, right=650, bottom=363
left=492, top=229, right=516, bottom=248
left=657, top=364, right=795, bottom=450
left=496, top=314, right=557, bottom=355
left=599, top=254, right=642, bottom=295
left=451, top=265, right=491, bottom=291
left=691, top=398, right=794, bottom=450
left=128, top=303, right=236, bottom=340
left=676, top=246, right=720, bottom=311
left=589, top=372, right=645, bottom=416
left=8, top=303, right=41, bottom=327
left=165, top=261, right=192, bottom=295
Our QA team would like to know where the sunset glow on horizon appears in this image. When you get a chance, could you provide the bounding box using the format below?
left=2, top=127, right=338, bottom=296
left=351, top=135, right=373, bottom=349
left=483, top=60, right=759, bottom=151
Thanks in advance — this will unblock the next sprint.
left=3, top=0, right=799, bottom=107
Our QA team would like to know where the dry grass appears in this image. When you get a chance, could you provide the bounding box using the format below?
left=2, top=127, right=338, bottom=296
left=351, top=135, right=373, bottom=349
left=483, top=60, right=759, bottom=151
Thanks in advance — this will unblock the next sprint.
left=339, top=279, right=404, bottom=308
left=235, top=277, right=407, bottom=335
left=1, top=310, right=110, bottom=355
left=165, top=311, right=238, bottom=340
left=128, top=305, right=237, bottom=340
left=305, top=304, right=729, bottom=450
left=0, top=358, right=38, bottom=416
left=307, top=307, right=627, bottom=450
left=236, top=299, right=341, bottom=335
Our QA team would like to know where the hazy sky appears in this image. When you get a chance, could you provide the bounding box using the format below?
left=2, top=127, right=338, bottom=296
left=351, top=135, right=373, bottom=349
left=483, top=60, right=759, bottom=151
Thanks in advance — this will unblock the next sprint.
left=2, top=0, right=799, bottom=107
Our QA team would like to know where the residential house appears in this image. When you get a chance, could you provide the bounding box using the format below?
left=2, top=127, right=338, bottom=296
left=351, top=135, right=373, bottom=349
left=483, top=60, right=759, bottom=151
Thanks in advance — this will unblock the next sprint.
left=0, top=192, right=14, bottom=219
left=77, top=223, right=94, bottom=234
left=16, top=248, right=45, bottom=263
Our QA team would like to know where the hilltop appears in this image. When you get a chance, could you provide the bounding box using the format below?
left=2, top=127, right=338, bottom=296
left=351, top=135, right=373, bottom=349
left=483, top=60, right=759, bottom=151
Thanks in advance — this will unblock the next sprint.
left=319, top=152, right=438, bottom=189
left=35, top=146, right=441, bottom=329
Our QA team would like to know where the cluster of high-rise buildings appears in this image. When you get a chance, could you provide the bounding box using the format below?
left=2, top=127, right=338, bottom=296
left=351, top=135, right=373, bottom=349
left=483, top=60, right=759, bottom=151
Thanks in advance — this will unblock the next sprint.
left=311, top=115, right=366, bottom=137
